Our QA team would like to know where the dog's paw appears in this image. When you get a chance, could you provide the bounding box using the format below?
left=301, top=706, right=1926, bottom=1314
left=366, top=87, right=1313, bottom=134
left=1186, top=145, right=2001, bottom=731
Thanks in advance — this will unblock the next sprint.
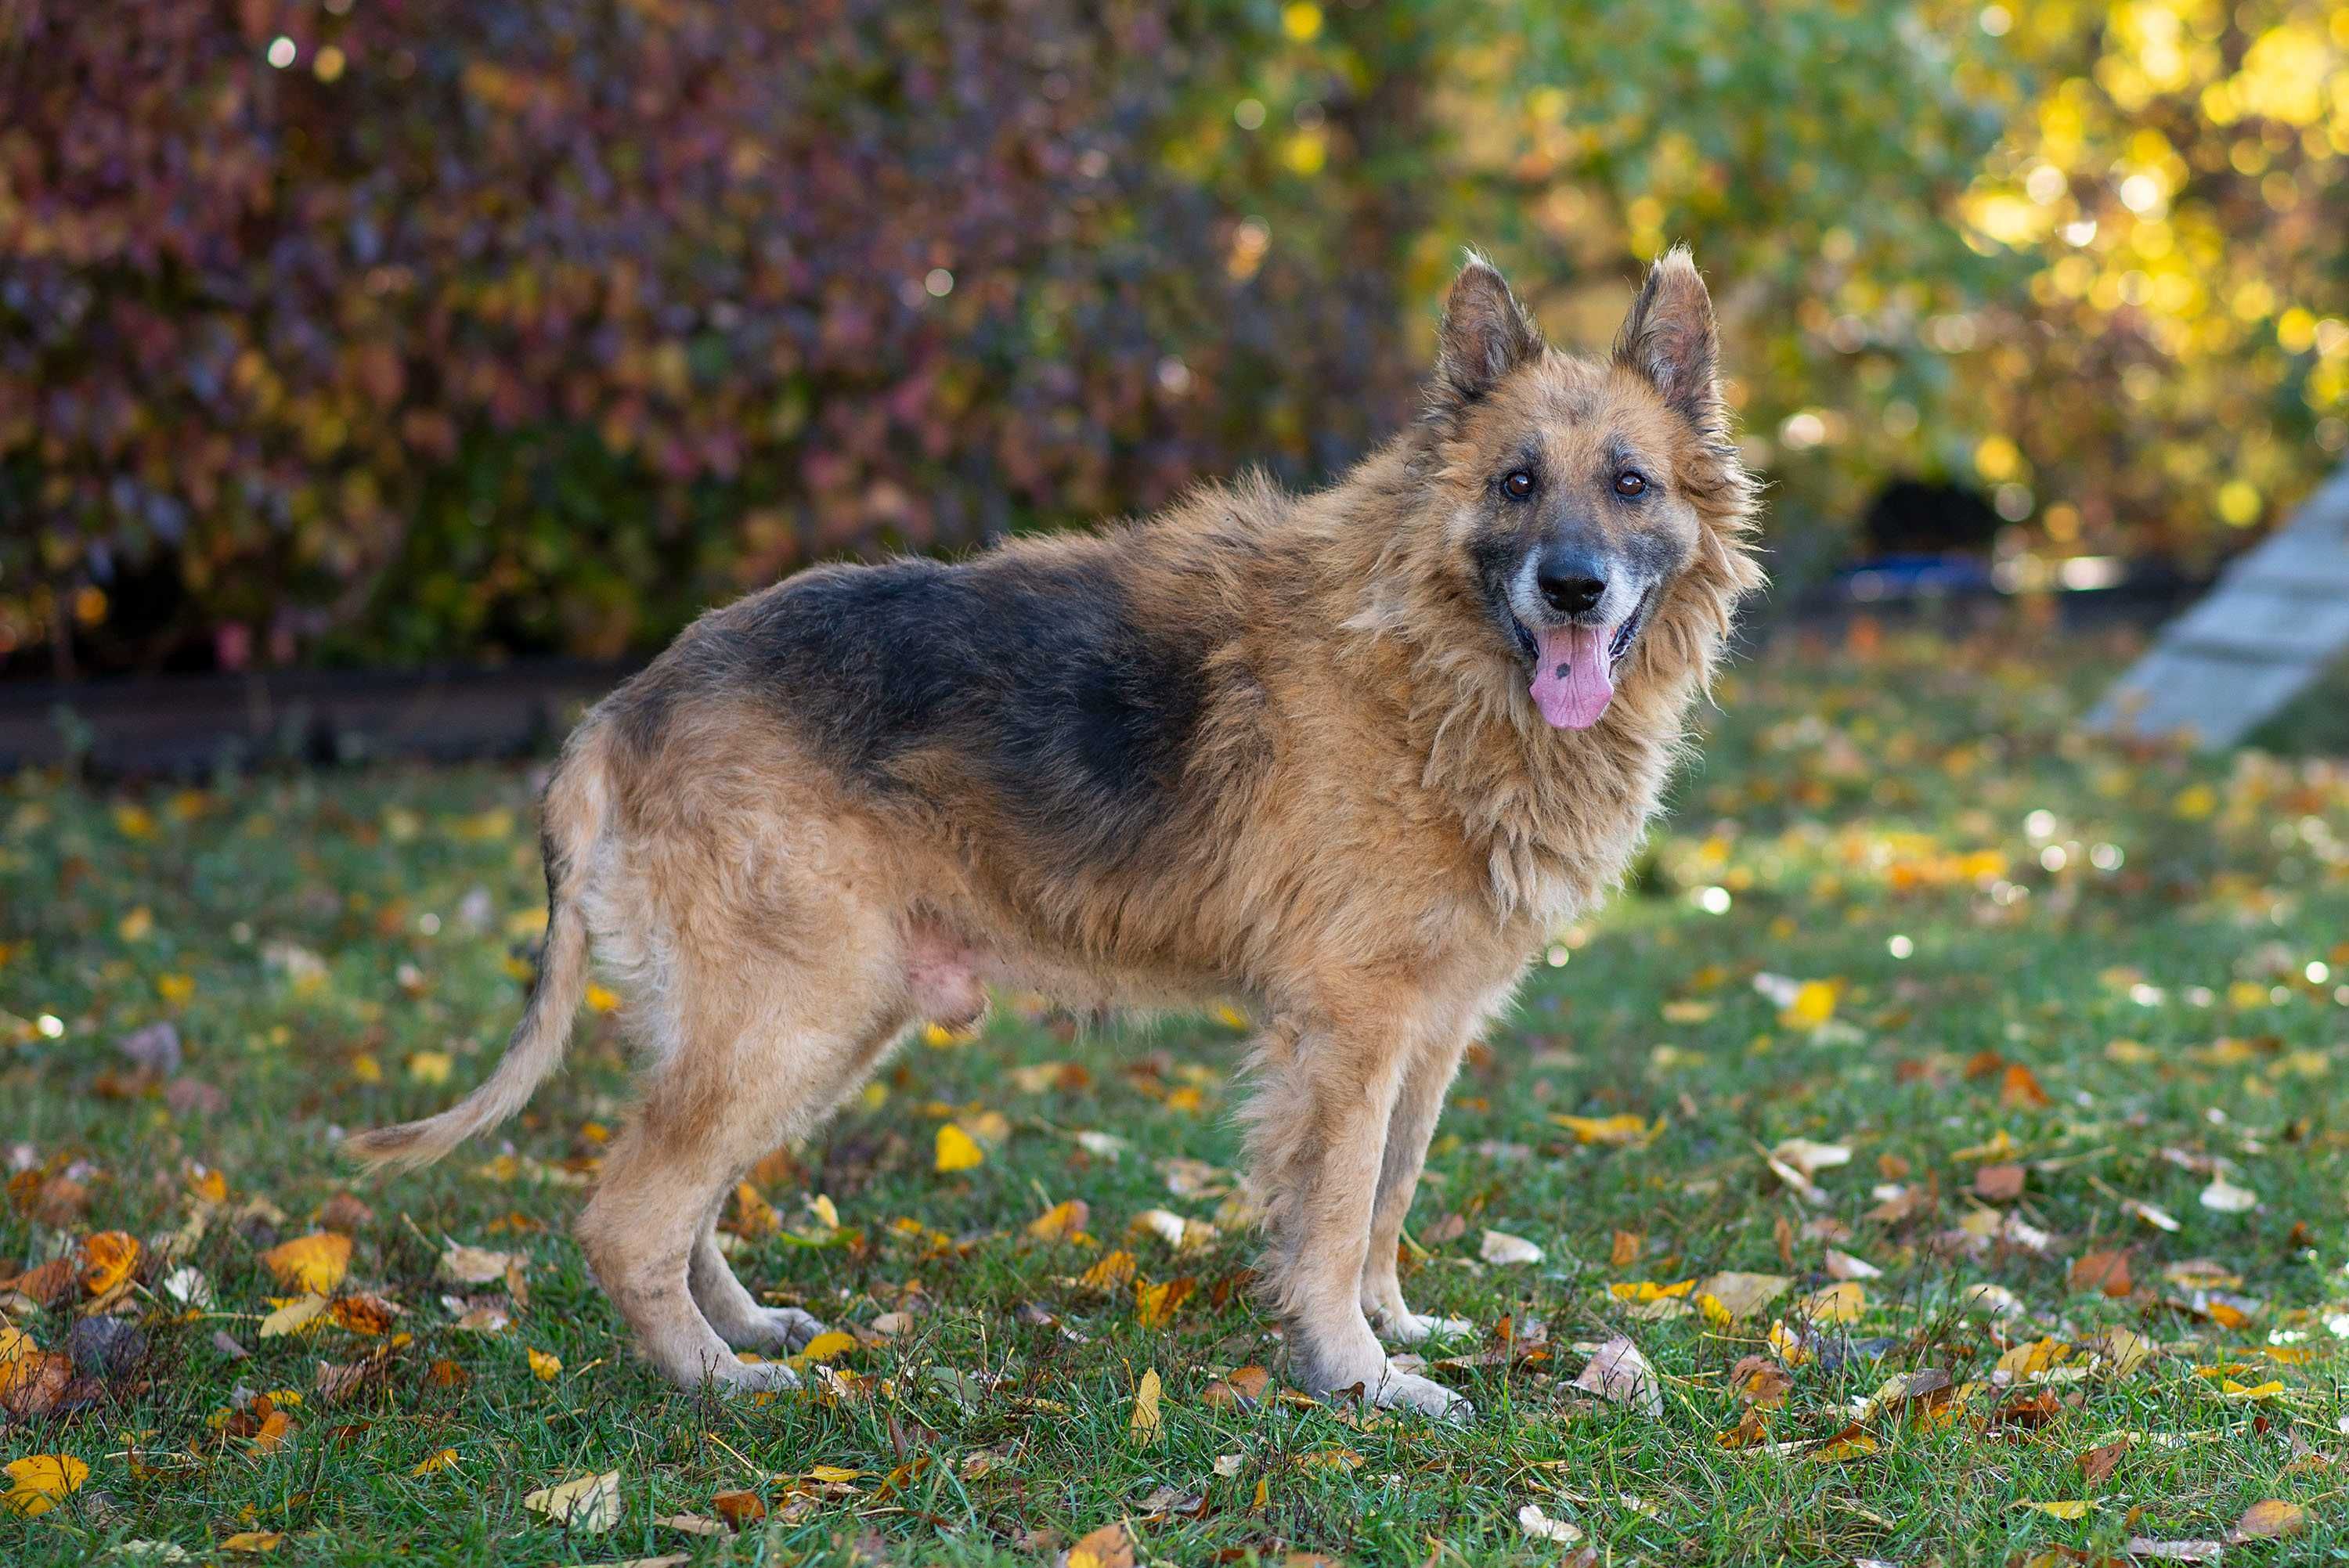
left=752, top=1306, right=829, bottom=1352
left=1372, top=1365, right=1474, bottom=1422
left=713, top=1357, right=803, bottom=1394
left=1371, top=1308, right=1474, bottom=1346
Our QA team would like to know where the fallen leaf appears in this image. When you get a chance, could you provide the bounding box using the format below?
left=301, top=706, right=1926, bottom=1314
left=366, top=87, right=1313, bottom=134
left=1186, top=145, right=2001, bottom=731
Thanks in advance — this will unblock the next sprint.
left=523, top=1469, right=621, bottom=1534
left=219, top=1533, right=283, bottom=1554
left=81, top=1230, right=140, bottom=1295
left=934, top=1123, right=984, bottom=1173
left=2122, top=1539, right=2223, bottom=1563
left=1479, top=1228, right=1543, bottom=1265
left=2069, top=1249, right=2133, bottom=1297
left=1695, top=1271, right=1790, bottom=1321
left=1135, top=1276, right=1195, bottom=1326
left=2199, top=1176, right=2259, bottom=1213
left=1066, top=1521, right=1137, bottom=1568
left=2, top=1454, right=88, bottom=1516
left=438, top=1244, right=521, bottom=1285
left=1128, top=1368, right=1163, bottom=1442
left=1517, top=1502, right=1584, bottom=1544
left=529, top=1348, right=562, bottom=1381
left=2077, top=1439, right=2128, bottom=1484
left=1973, top=1163, right=2026, bottom=1202
left=2122, top=1198, right=2181, bottom=1232
left=2229, top=1498, right=2306, bottom=1541
left=258, top=1294, right=331, bottom=1339
left=1203, top=1364, right=1271, bottom=1411
left=1079, top=1250, right=1138, bottom=1292
left=1825, top=1249, right=1883, bottom=1281
left=794, top=1330, right=857, bottom=1364
left=1550, top=1112, right=1661, bottom=1147
left=1795, top=1281, right=1864, bottom=1324
left=1027, top=1199, right=1089, bottom=1241
left=1573, top=1335, right=1662, bottom=1417
left=1813, top=1423, right=1878, bottom=1462
left=1730, top=1354, right=1794, bottom=1408
left=411, top=1448, right=460, bottom=1476
left=2015, top=1500, right=2093, bottom=1519
left=258, top=1232, right=350, bottom=1295
left=1770, top=1137, right=1853, bottom=1178
left=1997, top=1062, right=2052, bottom=1109
left=712, top=1490, right=765, bottom=1529
left=655, top=1513, right=728, bottom=1537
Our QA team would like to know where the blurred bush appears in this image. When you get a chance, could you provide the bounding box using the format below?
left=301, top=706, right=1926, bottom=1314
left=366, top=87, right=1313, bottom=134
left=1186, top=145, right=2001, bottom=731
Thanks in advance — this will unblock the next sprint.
left=1, top=0, right=2344, bottom=673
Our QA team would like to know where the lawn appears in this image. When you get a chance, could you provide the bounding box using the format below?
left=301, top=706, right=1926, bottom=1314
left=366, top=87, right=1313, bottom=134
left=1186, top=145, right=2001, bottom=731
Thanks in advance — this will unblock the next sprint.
left=5, top=620, right=2348, bottom=1566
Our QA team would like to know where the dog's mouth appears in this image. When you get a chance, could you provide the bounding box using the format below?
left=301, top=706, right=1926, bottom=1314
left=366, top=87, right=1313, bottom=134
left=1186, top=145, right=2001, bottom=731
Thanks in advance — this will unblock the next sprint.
left=1515, top=586, right=1655, bottom=731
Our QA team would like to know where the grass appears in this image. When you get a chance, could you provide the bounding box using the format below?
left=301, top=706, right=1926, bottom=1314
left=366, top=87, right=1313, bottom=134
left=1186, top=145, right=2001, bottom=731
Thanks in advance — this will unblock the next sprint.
left=4, top=619, right=2348, bottom=1566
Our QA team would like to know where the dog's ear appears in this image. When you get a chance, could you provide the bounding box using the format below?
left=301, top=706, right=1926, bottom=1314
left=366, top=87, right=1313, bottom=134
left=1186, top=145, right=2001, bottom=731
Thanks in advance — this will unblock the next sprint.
left=1614, top=246, right=1721, bottom=431
left=1427, top=253, right=1543, bottom=422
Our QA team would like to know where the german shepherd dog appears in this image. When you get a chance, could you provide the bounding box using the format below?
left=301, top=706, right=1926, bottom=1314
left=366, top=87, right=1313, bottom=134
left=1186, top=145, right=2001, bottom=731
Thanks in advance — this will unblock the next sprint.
left=352, top=251, right=1762, bottom=1419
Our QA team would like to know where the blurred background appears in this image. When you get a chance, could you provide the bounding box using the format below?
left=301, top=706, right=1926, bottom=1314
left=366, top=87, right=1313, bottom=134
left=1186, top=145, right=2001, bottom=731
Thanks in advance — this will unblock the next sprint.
left=0, top=0, right=2344, bottom=686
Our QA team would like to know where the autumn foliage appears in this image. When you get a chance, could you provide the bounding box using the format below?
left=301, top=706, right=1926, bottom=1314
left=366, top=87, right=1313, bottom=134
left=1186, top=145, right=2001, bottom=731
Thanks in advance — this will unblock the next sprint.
left=2, top=1, right=2346, bottom=674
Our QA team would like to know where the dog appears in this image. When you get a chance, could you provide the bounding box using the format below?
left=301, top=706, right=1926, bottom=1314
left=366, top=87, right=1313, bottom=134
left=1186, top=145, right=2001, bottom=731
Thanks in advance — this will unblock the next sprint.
left=351, top=249, right=1762, bottom=1419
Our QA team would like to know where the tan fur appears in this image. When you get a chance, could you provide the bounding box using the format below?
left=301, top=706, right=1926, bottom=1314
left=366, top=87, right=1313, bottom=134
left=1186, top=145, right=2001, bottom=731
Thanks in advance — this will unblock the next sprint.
left=352, top=251, right=1763, bottom=1415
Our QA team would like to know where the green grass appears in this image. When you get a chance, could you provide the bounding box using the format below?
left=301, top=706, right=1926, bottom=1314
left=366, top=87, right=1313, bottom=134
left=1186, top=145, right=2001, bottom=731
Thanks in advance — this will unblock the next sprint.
left=5, top=621, right=2348, bottom=1566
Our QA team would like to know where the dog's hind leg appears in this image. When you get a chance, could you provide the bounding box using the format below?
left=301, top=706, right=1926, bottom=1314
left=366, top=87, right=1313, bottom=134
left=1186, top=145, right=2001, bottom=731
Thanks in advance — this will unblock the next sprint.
left=1359, top=1030, right=1475, bottom=1345
left=1243, top=993, right=1473, bottom=1422
left=684, top=1010, right=908, bottom=1354
left=687, top=1194, right=828, bottom=1354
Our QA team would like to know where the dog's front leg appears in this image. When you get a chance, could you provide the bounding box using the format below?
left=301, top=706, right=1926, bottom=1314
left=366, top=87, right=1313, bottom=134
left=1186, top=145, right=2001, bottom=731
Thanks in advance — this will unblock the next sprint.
left=1244, top=1004, right=1473, bottom=1422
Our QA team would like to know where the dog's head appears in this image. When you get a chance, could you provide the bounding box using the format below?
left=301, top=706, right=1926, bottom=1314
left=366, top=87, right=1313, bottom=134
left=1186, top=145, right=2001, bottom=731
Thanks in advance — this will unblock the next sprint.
left=1416, top=249, right=1759, bottom=730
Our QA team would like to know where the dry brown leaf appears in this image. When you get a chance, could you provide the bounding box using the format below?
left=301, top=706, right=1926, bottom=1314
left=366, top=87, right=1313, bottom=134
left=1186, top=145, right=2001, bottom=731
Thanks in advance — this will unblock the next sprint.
left=1572, top=1334, right=1662, bottom=1417
left=2230, top=1498, right=2307, bottom=1541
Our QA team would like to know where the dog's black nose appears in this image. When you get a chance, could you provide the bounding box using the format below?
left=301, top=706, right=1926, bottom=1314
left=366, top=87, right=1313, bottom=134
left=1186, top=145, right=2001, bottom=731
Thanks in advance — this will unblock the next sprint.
left=1535, top=545, right=1607, bottom=617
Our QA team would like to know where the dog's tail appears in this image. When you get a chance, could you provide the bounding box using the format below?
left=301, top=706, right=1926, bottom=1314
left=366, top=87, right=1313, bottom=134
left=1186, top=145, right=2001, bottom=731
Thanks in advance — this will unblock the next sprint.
left=346, top=726, right=610, bottom=1176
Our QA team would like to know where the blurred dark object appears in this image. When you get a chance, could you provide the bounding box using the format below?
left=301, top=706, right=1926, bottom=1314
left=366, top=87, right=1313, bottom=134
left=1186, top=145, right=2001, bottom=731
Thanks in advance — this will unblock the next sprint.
left=0, top=661, right=630, bottom=776
left=1860, top=480, right=2001, bottom=557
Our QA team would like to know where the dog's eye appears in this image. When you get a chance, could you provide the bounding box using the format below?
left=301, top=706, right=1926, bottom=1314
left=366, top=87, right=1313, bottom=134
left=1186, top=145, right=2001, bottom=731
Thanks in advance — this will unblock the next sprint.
left=1613, top=470, right=1648, bottom=498
left=1501, top=469, right=1536, bottom=500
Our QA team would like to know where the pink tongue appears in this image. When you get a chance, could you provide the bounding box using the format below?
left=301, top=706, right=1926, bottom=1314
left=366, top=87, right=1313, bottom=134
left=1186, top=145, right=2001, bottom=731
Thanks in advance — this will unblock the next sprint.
left=1529, top=624, right=1614, bottom=729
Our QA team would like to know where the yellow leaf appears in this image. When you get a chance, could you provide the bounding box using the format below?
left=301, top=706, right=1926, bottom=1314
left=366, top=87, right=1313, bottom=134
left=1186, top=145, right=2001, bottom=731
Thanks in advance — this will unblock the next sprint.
left=219, top=1531, right=284, bottom=1553
left=3, top=1454, right=88, bottom=1517
left=934, top=1123, right=984, bottom=1173
left=259, top=1294, right=332, bottom=1339
left=406, top=1051, right=453, bottom=1085
left=1550, top=1112, right=1662, bottom=1147
left=1135, top=1276, right=1195, bottom=1326
left=258, top=1232, right=351, bottom=1295
left=805, top=1464, right=862, bottom=1484
left=1081, top=1249, right=1138, bottom=1291
left=521, top=1470, right=621, bottom=1534
left=81, top=1230, right=140, bottom=1294
left=1609, top=1279, right=1696, bottom=1303
left=1812, top=1426, right=1877, bottom=1462
left=1781, top=979, right=1838, bottom=1029
left=2233, top=1498, right=2307, bottom=1540
left=1795, top=1281, right=1864, bottom=1324
left=410, top=1448, right=460, bottom=1476
left=2218, top=1378, right=2286, bottom=1401
left=0, top=1325, right=38, bottom=1393
left=584, top=982, right=621, bottom=1015
left=528, top=1349, right=562, bottom=1382
left=1027, top=1199, right=1089, bottom=1241
left=157, top=972, right=195, bottom=1004
left=795, top=1331, right=857, bottom=1364
left=2016, top=1500, right=2094, bottom=1519
left=1128, top=1368, right=1163, bottom=1443
left=118, top=906, right=153, bottom=942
